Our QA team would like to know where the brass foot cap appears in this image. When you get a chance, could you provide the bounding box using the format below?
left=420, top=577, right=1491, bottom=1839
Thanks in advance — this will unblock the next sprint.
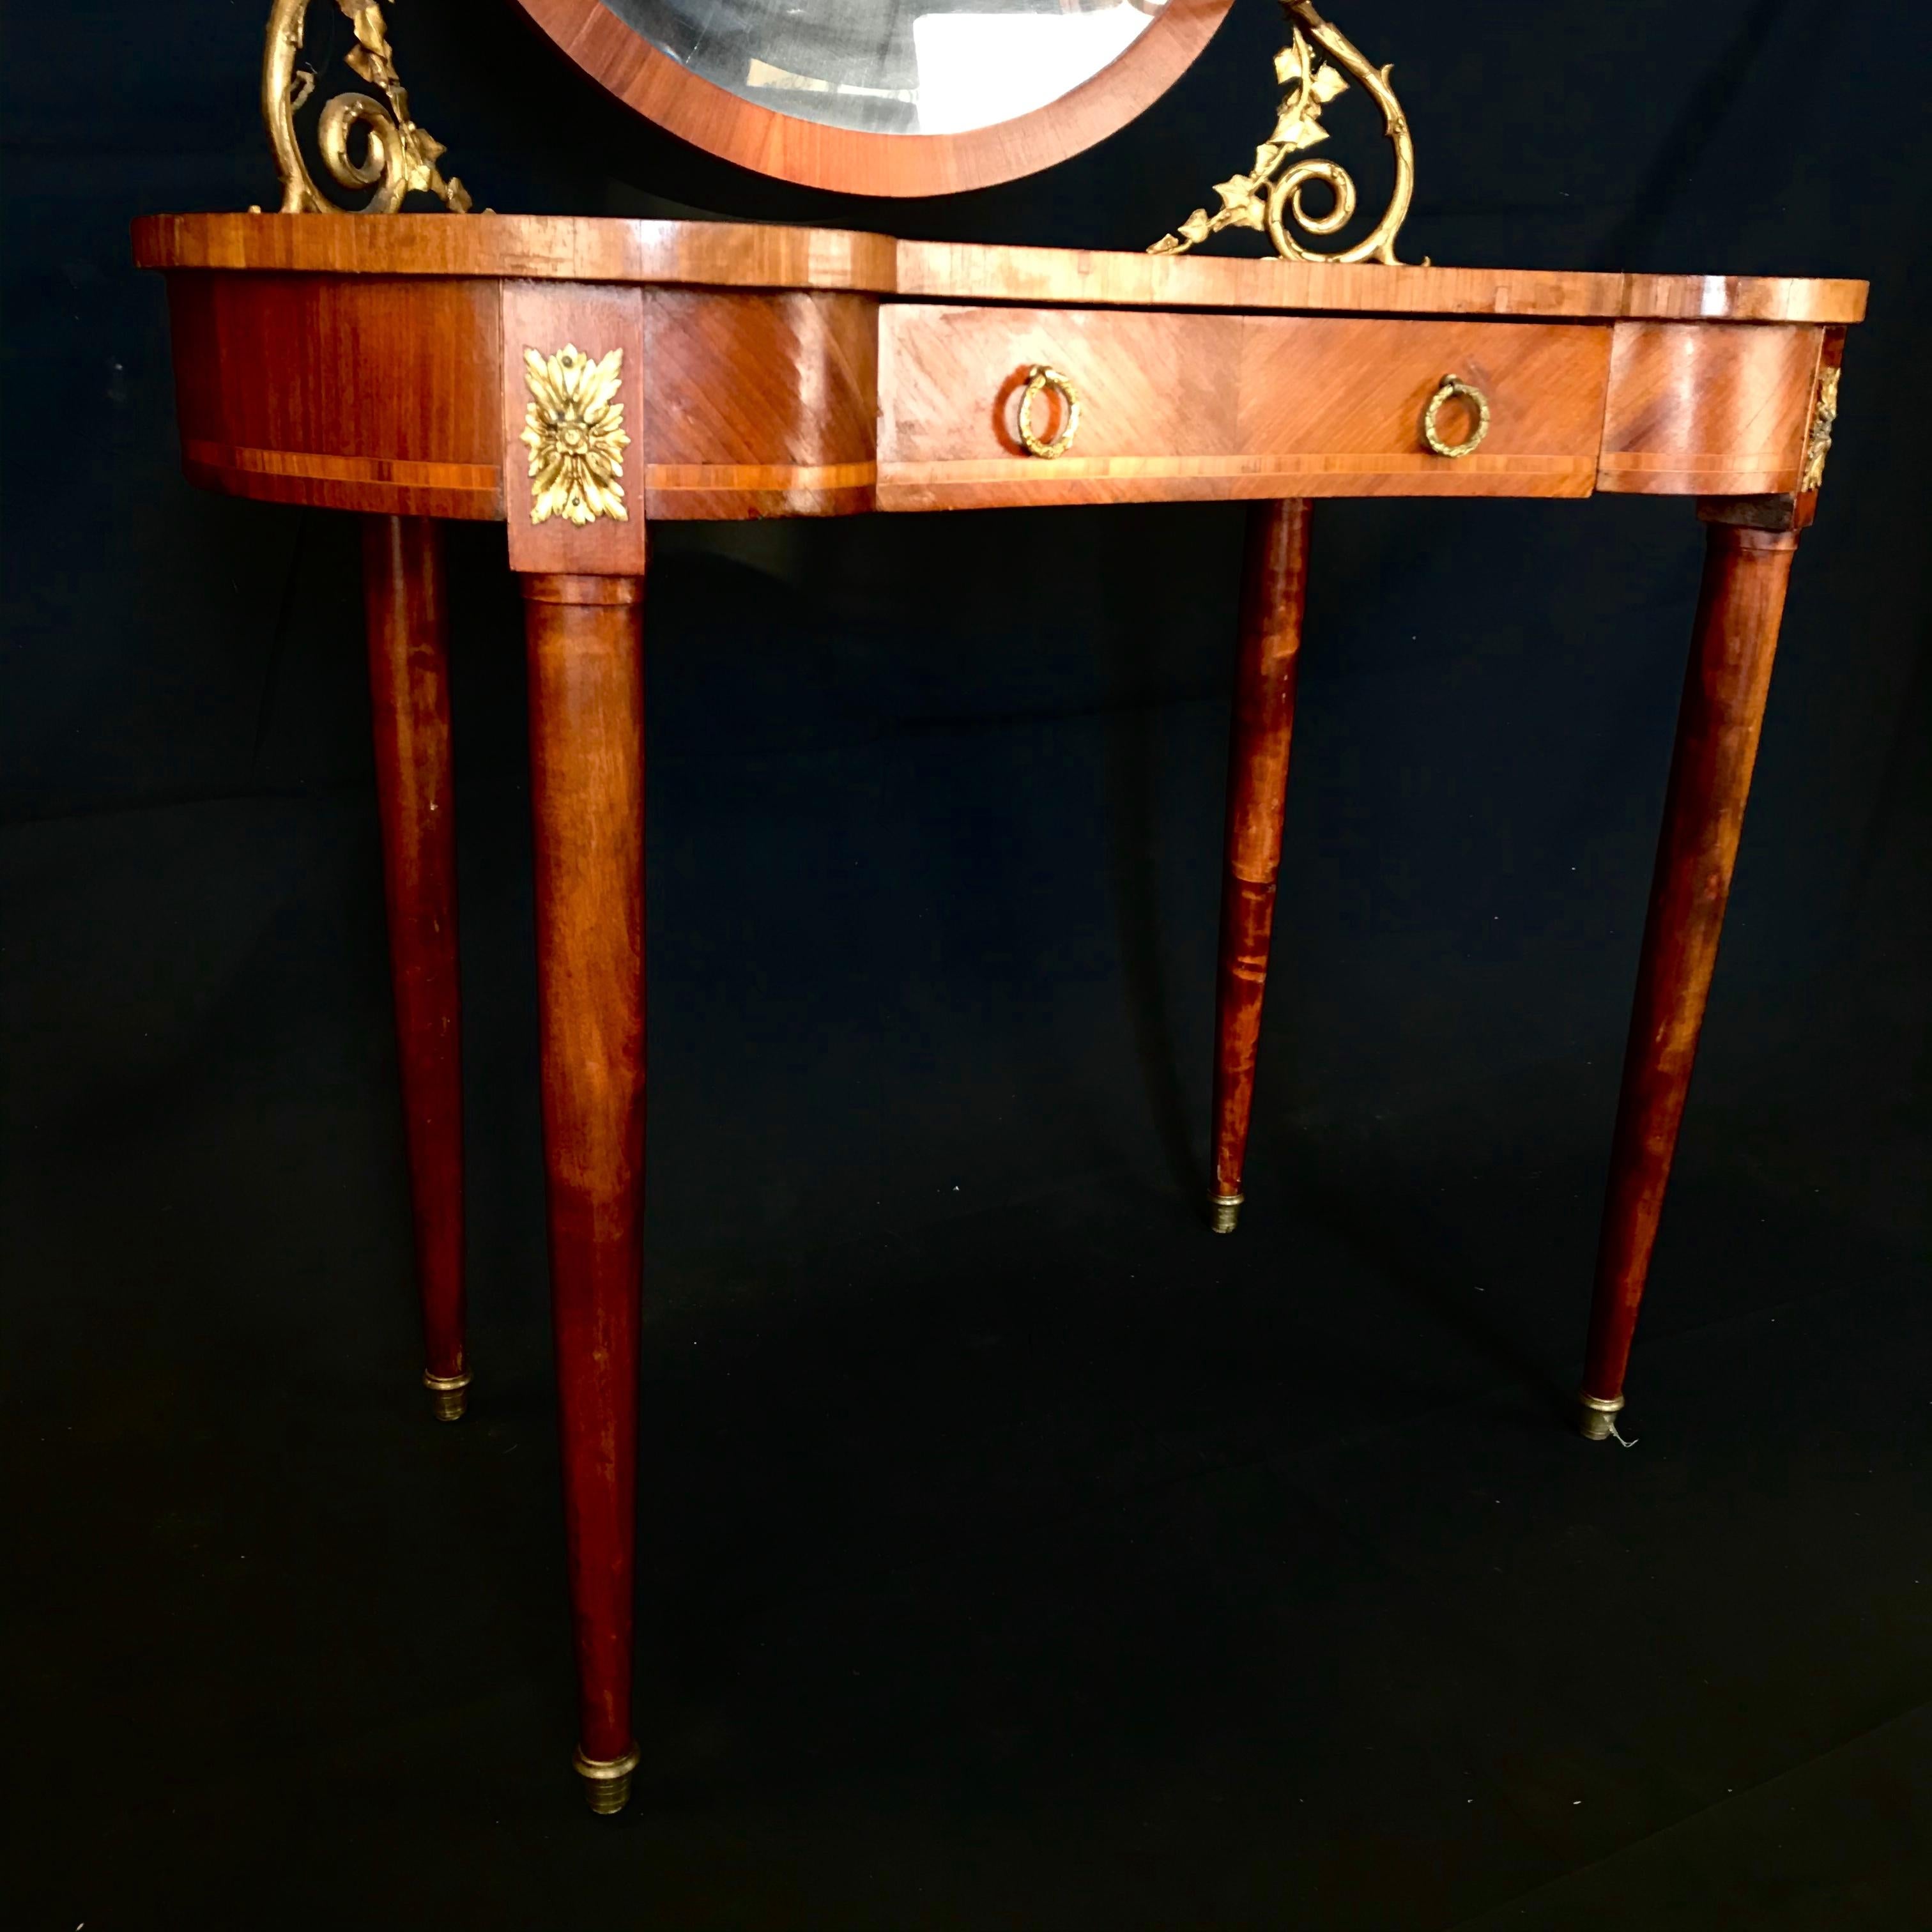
left=1209, top=1193, right=1244, bottom=1236
left=1578, top=1391, right=1625, bottom=1442
left=574, top=1744, right=641, bottom=1816
left=424, top=1368, right=472, bottom=1423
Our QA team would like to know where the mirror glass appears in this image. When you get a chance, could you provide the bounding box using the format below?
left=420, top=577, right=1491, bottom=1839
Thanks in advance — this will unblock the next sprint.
left=602, top=0, right=1167, bottom=137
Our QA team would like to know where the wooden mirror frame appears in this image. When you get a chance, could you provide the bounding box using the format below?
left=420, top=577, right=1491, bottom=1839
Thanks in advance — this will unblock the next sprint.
left=510, top=0, right=1237, bottom=196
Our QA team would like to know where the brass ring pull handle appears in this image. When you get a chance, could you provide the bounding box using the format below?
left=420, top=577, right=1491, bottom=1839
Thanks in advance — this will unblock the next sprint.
left=1018, top=365, right=1082, bottom=459
left=1422, top=373, right=1492, bottom=459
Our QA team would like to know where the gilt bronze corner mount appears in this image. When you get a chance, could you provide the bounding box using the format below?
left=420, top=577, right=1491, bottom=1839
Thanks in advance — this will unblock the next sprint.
left=1800, top=364, right=1841, bottom=494
left=1150, top=0, right=1420, bottom=267
left=521, top=345, right=631, bottom=527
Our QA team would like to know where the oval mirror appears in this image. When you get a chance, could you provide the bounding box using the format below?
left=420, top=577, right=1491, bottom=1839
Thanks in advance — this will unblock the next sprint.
left=512, top=0, right=1235, bottom=196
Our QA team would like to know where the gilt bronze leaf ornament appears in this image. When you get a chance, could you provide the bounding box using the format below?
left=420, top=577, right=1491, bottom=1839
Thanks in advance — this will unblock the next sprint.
left=261, top=1, right=473, bottom=214
left=1150, top=0, right=1419, bottom=266
left=521, top=346, right=631, bottom=527
left=1800, top=364, right=1841, bottom=494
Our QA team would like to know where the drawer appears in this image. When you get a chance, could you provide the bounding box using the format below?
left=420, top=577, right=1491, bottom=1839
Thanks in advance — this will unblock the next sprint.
left=877, top=306, right=1613, bottom=510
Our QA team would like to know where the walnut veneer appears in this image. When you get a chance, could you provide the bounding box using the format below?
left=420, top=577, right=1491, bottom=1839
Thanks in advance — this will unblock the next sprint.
left=134, top=211, right=1867, bottom=1811
left=139, top=216, right=1862, bottom=523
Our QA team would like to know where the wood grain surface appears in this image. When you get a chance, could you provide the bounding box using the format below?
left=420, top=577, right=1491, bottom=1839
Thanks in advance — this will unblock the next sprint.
left=893, top=241, right=1868, bottom=327
left=136, top=217, right=1860, bottom=521
left=134, top=215, right=1869, bottom=325
left=523, top=570, right=649, bottom=1775
left=1598, top=322, right=1825, bottom=498
left=878, top=308, right=1615, bottom=509
left=1582, top=518, right=1799, bottom=1412
left=167, top=270, right=504, bottom=521
left=1211, top=500, right=1312, bottom=1225
left=361, top=516, right=467, bottom=1406
left=642, top=290, right=879, bottom=518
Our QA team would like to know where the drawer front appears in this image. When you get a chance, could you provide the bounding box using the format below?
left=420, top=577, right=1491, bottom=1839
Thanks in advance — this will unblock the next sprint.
left=877, top=306, right=1614, bottom=510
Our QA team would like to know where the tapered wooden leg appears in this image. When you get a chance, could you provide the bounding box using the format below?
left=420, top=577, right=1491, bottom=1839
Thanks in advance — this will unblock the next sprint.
left=522, top=571, right=647, bottom=1814
left=1209, top=500, right=1313, bottom=1233
left=1579, top=513, right=1800, bottom=1438
left=361, top=516, right=468, bottom=1421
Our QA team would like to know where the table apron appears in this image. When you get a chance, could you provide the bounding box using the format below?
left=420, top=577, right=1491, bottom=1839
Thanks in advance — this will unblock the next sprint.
left=155, top=273, right=1828, bottom=522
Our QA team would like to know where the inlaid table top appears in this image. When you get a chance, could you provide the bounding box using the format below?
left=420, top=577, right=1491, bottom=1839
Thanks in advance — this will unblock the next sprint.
left=135, top=212, right=1868, bottom=324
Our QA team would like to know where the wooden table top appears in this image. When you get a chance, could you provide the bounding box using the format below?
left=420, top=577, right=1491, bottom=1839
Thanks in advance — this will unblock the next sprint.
left=134, top=214, right=1868, bottom=327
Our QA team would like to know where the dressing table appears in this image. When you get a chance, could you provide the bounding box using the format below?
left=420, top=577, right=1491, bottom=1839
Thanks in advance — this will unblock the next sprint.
left=133, top=0, right=1867, bottom=1812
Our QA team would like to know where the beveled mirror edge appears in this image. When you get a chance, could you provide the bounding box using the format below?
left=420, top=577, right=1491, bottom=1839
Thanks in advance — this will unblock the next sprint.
left=507, top=0, right=1238, bottom=197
